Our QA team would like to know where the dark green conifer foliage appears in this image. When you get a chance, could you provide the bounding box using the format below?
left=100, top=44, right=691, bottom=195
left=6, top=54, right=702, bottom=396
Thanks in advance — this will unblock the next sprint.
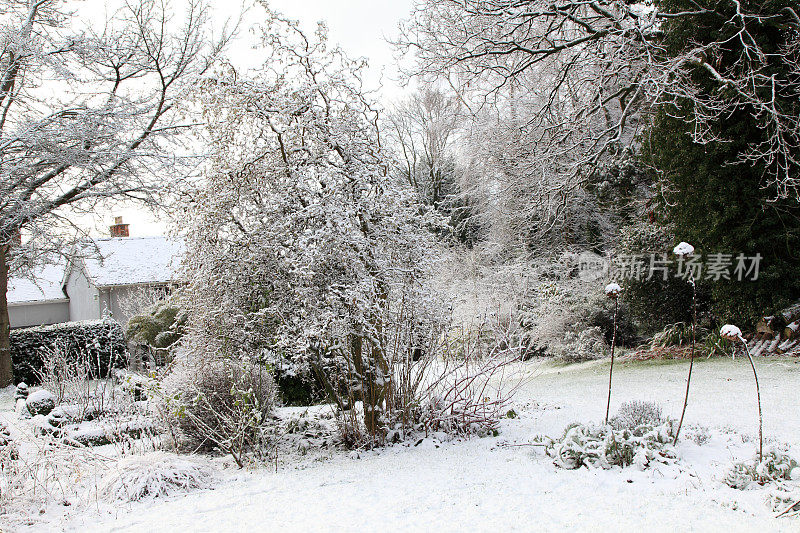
left=644, top=0, right=800, bottom=326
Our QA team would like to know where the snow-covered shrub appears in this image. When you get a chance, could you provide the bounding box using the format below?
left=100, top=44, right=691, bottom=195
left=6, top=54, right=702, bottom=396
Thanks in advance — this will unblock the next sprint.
left=125, top=297, right=187, bottom=367
left=650, top=322, right=704, bottom=349
left=97, top=452, right=216, bottom=502
left=409, top=353, right=520, bottom=439
left=539, top=420, right=677, bottom=470
left=685, top=424, right=712, bottom=446
left=516, top=274, right=595, bottom=359
left=10, top=318, right=126, bottom=385
left=260, top=350, right=327, bottom=407
left=25, top=389, right=55, bottom=416
left=33, top=341, right=90, bottom=405
left=0, top=420, right=19, bottom=509
left=0, top=419, right=16, bottom=460
left=617, top=221, right=696, bottom=334
left=609, top=401, right=664, bottom=431
left=557, top=326, right=608, bottom=362
left=166, top=358, right=277, bottom=466
left=723, top=447, right=799, bottom=490
left=586, top=298, right=638, bottom=347
left=699, top=329, right=731, bottom=358
left=513, top=262, right=637, bottom=362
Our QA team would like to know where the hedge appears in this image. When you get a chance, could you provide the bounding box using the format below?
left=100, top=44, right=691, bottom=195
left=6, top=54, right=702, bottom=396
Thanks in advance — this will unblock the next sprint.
left=11, top=318, right=128, bottom=385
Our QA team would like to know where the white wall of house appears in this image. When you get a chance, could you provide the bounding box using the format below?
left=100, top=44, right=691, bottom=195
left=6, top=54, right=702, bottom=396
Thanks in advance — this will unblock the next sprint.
left=106, top=286, right=136, bottom=328
left=66, top=261, right=100, bottom=321
left=8, top=300, right=70, bottom=328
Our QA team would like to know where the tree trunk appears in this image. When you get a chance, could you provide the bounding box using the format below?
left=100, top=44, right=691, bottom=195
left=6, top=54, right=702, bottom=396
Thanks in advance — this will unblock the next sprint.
left=0, top=244, right=12, bottom=387
left=350, top=332, right=388, bottom=441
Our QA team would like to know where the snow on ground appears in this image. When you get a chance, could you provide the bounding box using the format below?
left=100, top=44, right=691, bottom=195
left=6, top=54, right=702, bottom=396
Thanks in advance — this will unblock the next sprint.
left=4, top=356, right=800, bottom=532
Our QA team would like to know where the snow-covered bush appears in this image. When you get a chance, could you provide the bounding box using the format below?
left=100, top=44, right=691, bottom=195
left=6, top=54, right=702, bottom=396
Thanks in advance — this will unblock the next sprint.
left=557, top=326, right=608, bottom=362
left=97, top=452, right=216, bottom=502
left=125, top=297, right=187, bottom=367
left=0, top=419, right=15, bottom=460
left=181, top=10, right=442, bottom=442
left=516, top=274, right=596, bottom=359
left=609, top=401, right=664, bottom=432
left=25, top=389, right=55, bottom=416
left=513, top=263, right=638, bottom=361
left=0, top=420, right=19, bottom=509
left=685, top=424, right=712, bottom=446
left=723, top=447, right=799, bottom=490
left=616, top=221, right=695, bottom=334
left=539, top=420, right=677, bottom=470
left=33, top=341, right=90, bottom=405
left=403, top=352, right=520, bottom=440
left=586, top=298, right=638, bottom=347
left=10, top=319, right=126, bottom=385
left=165, top=358, right=278, bottom=466
left=650, top=322, right=710, bottom=350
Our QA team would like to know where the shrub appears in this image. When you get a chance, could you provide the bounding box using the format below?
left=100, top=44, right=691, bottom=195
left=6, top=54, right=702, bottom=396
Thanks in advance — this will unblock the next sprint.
left=167, top=358, right=278, bottom=467
left=34, top=342, right=90, bottom=404
left=0, top=419, right=19, bottom=508
left=126, top=298, right=187, bottom=367
left=557, top=326, right=608, bottom=362
left=650, top=322, right=697, bottom=349
left=609, top=401, right=663, bottom=431
left=616, top=221, right=704, bottom=334
left=587, top=300, right=639, bottom=347
left=97, top=452, right=216, bottom=502
left=723, top=447, right=799, bottom=490
left=11, top=319, right=127, bottom=385
left=539, top=420, right=677, bottom=470
left=260, top=350, right=327, bottom=407
left=685, top=424, right=712, bottom=446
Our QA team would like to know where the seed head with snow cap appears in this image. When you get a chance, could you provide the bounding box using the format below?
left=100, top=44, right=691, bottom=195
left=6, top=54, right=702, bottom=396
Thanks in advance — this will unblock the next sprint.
left=721, top=324, right=744, bottom=359
left=673, top=242, right=695, bottom=257
left=604, top=282, right=622, bottom=298
left=720, top=324, right=743, bottom=342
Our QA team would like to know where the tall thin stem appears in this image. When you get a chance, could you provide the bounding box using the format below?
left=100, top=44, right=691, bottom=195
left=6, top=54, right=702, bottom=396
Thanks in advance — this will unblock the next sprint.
left=739, top=336, right=763, bottom=462
left=604, top=298, right=618, bottom=424
left=673, top=277, right=696, bottom=445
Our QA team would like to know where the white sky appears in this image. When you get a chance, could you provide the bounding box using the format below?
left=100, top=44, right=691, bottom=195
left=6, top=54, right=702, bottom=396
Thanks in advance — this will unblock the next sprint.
left=85, top=0, right=416, bottom=238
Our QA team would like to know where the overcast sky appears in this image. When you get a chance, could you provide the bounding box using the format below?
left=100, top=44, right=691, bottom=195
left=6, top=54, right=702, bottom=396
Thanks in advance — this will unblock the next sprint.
left=88, top=0, right=416, bottom=238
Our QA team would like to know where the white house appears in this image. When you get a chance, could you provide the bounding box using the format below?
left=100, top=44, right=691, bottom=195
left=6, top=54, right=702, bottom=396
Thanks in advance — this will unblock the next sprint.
left=7, top=224, right=183, bottom=328
left=64, top=236, right=184, bottom=326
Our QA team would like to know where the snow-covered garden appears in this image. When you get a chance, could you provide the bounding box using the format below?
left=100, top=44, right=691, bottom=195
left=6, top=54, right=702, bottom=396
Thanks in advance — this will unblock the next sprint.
left=2, top=0, right=800, bottom=531
left=3, top=356, right=800, bottom=531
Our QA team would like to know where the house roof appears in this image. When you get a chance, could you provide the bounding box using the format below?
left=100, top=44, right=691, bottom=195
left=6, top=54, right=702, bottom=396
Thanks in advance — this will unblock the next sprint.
left=7, top=260, right=68, bottom=304
left=78, top=236, right=184, bottom=287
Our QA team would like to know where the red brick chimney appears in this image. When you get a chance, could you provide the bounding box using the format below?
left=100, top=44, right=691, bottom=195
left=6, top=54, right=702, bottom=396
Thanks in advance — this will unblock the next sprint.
left=109, top=216, right=130, bottom=237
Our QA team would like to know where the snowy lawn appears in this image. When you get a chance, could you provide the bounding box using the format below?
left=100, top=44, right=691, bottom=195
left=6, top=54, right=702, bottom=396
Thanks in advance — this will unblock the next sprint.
left=6, top=356, right=800, bottom=532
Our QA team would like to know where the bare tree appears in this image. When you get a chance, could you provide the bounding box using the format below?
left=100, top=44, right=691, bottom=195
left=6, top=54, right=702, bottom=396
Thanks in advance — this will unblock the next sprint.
left=385, top=85, right=485, bottom=245
left=0, top=0, right=233, bottom=386
left=386, top=86, right=462, bottom=208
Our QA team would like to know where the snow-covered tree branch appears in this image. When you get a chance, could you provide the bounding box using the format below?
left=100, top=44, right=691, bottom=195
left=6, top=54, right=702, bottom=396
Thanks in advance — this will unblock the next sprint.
left=398, top=0, right=800, bottom=199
